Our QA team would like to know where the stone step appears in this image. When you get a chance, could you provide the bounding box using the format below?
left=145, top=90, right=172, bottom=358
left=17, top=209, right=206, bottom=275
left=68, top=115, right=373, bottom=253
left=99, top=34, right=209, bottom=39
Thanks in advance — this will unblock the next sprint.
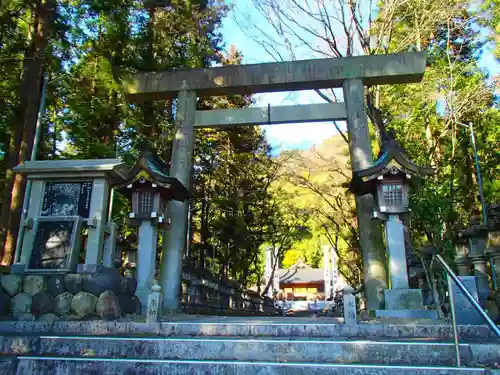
left=15, top=357, right=489, bottom=375
left=2, top=335, right=499, bottom=367
left=0, top=356, right=17, bottom=375
left=1, top=319, right=498, bottom=340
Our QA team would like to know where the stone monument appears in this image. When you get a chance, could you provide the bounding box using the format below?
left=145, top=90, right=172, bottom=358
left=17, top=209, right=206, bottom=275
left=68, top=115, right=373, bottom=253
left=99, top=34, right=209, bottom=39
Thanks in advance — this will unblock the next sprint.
left=11, top=159, right=127, bottom=273
left=0, top=158, right=143, bottom=322
left=350, top=140, right=436, bottom=318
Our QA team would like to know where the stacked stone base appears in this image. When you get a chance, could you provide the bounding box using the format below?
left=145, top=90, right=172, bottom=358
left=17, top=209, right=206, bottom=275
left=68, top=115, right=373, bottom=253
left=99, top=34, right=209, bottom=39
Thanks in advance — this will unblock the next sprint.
left=0, top=268, right=140, bottom=322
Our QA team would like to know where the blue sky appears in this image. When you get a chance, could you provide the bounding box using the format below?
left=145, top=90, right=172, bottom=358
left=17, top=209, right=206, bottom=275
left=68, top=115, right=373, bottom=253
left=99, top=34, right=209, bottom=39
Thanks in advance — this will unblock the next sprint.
left=219, top=0, right=499, bottom=154
left=220, top=0, right=346, bottom=154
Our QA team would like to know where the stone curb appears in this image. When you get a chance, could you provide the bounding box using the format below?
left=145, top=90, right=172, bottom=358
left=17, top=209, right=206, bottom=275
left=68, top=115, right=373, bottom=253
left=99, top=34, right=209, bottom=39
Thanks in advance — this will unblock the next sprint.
left=0, top=320, right=499, bottom=339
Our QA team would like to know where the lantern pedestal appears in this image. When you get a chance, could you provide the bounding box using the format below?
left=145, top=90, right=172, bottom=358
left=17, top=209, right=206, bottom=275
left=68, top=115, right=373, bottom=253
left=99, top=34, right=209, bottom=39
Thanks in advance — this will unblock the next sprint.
left=385, top=215, right=409, bottom=289
left=136, top=220, right=159, bottom=311
left=380, top=214, right=426, bottom=313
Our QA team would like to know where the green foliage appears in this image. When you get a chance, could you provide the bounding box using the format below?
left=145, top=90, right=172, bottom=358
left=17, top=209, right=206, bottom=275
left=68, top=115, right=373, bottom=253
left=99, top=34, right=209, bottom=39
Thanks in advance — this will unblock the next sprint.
left=269, top=138, right=363, bottom=287
left=258, top=0, right=499, bottom=293
left=0, top=0, right=498, bottom=292
left=0, top=0, right=276, bottom=278
left=479, top=0, right=500, bottom=60
left=377, top=7, right=500, bottom=254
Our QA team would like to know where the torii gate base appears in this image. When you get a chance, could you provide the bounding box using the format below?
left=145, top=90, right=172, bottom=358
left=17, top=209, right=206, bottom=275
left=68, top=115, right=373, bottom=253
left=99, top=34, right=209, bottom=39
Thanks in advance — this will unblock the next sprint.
left=125, top=52, right=427, bottom=312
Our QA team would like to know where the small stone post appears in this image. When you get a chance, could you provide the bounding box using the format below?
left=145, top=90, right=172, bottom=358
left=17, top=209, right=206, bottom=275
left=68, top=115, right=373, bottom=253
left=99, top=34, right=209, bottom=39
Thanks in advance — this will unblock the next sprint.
left=343, top=285, right=357, bottom=325
left=146, top=281, right=162, bottom=324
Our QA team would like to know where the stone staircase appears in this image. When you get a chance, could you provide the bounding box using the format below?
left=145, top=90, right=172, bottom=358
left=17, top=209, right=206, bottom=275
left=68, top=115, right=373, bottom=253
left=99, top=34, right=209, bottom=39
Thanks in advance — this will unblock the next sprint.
left=1, top=318, right=500, bottom=374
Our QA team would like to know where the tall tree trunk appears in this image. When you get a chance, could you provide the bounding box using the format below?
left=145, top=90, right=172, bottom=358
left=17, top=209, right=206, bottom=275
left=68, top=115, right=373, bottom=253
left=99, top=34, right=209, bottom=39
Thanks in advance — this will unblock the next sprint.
left=0, top=9, right=37, bottom=261
left=141, top=7, right=155, bottom=146
left=0, top=112, right=25, bottom=261
left=0, top=0, right=55, bottom=265
left=107, top=10, right=126, bottom=155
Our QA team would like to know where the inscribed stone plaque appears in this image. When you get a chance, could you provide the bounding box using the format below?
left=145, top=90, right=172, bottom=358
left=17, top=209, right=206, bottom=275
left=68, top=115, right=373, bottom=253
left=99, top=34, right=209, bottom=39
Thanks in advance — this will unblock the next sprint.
left=29, top=218, right=80, bottom=271
left=41, top=181, right=93, bottom=218
left=147, top=286, right=162, bottom=324
left=343, top=294, right=357, bottom=325
left=452, top=276, right=483, bottom=325
left=384, top=288, right=424, bottom=310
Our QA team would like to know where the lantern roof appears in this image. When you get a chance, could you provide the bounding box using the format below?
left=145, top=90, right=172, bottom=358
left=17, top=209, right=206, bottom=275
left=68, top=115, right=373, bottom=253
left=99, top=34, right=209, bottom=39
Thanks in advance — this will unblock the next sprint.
left=112, top=151, right=190, bottom=201
left=349, top=139, right=433, bottom=196
left=458, top=224, right=489, bottom=240
left=357, top=140, right=434, bottom=181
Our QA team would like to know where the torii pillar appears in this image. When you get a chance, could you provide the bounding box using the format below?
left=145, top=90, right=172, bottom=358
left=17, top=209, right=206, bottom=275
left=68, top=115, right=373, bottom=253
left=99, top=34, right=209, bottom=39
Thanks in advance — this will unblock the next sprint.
left=125, top=52, right=427, bottom=311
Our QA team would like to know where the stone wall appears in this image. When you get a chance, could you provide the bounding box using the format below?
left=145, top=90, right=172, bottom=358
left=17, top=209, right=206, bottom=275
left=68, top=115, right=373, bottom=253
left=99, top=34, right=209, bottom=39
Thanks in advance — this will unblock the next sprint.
left=0, top=267, right=140, bottom=322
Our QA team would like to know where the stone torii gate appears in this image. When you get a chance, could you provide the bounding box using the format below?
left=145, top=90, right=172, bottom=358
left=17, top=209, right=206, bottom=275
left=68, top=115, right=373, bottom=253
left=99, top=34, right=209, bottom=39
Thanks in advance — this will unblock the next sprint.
left=125, top=52, right=427, bottom=311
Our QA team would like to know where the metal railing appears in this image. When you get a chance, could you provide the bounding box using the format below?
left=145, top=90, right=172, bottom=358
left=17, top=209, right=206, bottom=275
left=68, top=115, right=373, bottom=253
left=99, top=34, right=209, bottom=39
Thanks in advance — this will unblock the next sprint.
left=435, top=254, right=500, bottom=367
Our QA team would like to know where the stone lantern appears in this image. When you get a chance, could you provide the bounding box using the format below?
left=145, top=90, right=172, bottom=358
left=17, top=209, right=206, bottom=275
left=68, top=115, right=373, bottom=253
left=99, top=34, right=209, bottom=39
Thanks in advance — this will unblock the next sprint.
left=350, top=140, right=434, bottom=316
left=112, top=152, right=190, bottom=308
left=458, top=219, right=490, bottom=305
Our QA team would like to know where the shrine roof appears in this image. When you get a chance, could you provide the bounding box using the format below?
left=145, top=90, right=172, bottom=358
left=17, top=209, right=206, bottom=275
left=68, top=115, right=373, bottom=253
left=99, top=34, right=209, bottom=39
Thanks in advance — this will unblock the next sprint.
left=278, top=268, right=325, bottom=284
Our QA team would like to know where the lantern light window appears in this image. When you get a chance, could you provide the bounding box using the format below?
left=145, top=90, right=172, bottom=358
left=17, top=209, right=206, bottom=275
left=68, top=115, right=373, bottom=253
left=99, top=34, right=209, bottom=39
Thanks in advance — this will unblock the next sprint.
left=376, top=177, right=409, bottom=214
left=138, top=191, right=154, bottom=214
left=382, top=183, right=404, bottom=208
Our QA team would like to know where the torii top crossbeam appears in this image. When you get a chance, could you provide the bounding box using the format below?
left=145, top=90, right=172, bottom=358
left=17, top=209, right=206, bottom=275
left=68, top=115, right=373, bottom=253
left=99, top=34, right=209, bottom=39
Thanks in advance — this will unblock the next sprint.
left=125, top=52, right=426, bottom=101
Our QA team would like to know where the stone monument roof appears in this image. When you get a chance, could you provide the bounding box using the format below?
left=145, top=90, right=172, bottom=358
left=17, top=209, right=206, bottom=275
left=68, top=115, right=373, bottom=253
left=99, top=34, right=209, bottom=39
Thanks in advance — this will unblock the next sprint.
left=13, top=158, right=127, bottom=175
